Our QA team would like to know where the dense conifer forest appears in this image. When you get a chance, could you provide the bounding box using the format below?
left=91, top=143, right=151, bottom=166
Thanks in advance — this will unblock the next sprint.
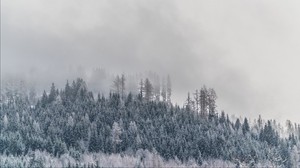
left=1, top=76, right=300, bottom=167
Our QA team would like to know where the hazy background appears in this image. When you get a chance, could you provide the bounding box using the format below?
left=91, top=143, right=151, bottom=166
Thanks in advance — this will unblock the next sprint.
left=2, top=0, right=300, bottom=123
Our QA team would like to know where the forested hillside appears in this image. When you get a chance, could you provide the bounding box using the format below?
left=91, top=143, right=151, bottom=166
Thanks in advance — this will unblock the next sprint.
left=0, top=77, right=300, bottom=167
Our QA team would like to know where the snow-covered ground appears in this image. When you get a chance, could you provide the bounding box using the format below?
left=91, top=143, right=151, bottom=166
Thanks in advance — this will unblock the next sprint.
left=1, top=149, right=294, bottom=167
left=0, top=150, right=236, bottom=167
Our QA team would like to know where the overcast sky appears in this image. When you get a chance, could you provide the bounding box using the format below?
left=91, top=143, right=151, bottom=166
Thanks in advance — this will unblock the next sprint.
left=2, top=0, right=300, bottom=123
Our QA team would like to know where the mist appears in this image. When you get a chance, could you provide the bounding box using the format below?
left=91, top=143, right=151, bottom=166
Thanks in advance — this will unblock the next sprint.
left=2, top=0, right=300, bottom=123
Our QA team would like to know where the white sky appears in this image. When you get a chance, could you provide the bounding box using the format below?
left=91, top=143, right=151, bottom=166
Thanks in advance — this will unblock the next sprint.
left=2, top=0, right=300, bottom=123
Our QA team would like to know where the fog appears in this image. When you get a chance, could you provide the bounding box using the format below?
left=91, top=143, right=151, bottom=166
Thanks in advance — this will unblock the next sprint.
left=2, top=0, right=300, bottom=123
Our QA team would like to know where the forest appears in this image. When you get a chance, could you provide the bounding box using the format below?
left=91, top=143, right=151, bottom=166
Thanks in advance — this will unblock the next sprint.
left=1, top=74, right=300, bottom=167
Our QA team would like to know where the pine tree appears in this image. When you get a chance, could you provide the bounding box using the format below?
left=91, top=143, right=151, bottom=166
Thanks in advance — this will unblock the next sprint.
left=242, top=118, right=250, bottom=135
left=235, top=118, right=241, bottom=130
left=139, top=79, right=144, bottom=101
left=48, top=83, right=57, bottom=103
left=89, top=129, right=99, bottom=152
left=120, top=74, right=126, bottom=100
left=29, top=86, right=36, bottom=105
left=144, top=78, right=153, bottom=102
left=161, top=78, right=166, bottom=102
left=185, top=92, right=193, bottom=111
left=41, top=90, right=48, bottom=107
left=208, top=88, right=217, bottom=119
left=153, top=76, right=161, bottom=102
left=111, top=122, right=122, bottom=153
left=166, top=75, right=172, bottom=103
left=258, top=115, right=263, bottom=129
left=3, top=114, right=8, bottom=130
left=219, top=111, right=226, bottom=123
left=200, top=86, right=208, bottom=117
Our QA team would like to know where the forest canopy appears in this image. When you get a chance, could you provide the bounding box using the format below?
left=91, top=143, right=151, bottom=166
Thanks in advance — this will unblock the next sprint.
left=0, top=76, right=299, bottom=167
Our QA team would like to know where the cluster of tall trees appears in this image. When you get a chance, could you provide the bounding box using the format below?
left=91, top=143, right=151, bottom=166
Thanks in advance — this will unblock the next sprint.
left=112, top=74, right=172, bottom=103
left=185, top=86, right=217, bottom=119
left=0, top=77, right=299, bottom=167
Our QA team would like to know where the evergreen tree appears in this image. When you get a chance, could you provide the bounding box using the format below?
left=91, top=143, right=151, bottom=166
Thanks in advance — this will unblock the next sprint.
left=153, top=75, right=161, bottom=102
left=242, top=118, right=250, bottom=135
left=139, top=79, right=144, bottom=101
left=29, top=86, right=37, bottom=105
left=41, top=90, right=48, bottom=107
left=166, top=75, right=172, bottom=103
left=111, top=122, right=122, bottom=153
left=144, top=78, right=153, bottom=102
left=161, top=78, right=166, bottom=102
left=208, top=88, right=217, bottom=119
left=185, top=92, right=193, bottom=111
left=200, top=86, right=208, bottom=117
left=235, top=118, right=241, bottom=130
left=121, top=74, right=126, bottom=100
left=48, top=83, right=57, bottom=103
left=258, top=115, right=263, bottom=130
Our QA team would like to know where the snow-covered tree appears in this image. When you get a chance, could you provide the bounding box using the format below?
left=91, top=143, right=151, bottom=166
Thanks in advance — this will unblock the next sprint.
left=111, top=122, right=122, bottom=153
left=144, top=78, right=153, bottom=102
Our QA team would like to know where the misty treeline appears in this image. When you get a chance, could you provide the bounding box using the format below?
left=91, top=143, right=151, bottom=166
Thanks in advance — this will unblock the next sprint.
left=1, top=68, right=170, bottom=101
left=0, top=75, right=300, bottom=167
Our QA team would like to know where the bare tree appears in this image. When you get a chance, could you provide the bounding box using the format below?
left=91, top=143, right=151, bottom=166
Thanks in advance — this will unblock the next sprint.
left=194, top=90, right=200, bottom=113
left=208, top=88, right=217, bottom=118
left=113, top=75, right=121, bottom=95
left=185, top=92, right=194, bottom=111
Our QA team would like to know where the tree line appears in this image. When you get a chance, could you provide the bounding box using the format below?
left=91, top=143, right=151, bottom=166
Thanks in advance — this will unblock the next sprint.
left=0, top=77, right=299, bottom=167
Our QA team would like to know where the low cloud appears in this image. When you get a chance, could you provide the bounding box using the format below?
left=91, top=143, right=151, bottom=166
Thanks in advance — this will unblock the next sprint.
left=2, top=0, right=300, bottom=123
